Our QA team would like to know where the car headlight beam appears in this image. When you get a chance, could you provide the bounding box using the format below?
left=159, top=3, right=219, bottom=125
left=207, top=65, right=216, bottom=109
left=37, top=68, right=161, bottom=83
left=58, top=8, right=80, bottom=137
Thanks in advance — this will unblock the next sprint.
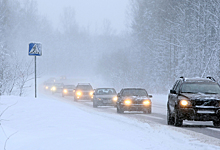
left=76, top=91, right=82, bottom=96
left=124, top=99, right=132, bottom=105
left=113, top=96, right=118, bottom=101
left=180, top=100, right=191, bottom=107
left=51, top=86, right=56, bottom=91
left=143, top=100, right=151, bottom=105
left=63, top=89, right=68, bottom=93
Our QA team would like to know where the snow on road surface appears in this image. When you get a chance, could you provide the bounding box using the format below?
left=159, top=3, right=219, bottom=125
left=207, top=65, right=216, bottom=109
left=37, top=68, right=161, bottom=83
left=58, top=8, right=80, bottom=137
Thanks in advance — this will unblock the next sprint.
left=0, top=94, right=220, bottom=150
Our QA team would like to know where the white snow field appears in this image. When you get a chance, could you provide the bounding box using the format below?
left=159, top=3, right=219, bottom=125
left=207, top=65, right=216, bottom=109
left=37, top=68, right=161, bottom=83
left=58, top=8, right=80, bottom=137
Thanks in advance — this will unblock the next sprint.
left=0, top=94, right=220, bottom=150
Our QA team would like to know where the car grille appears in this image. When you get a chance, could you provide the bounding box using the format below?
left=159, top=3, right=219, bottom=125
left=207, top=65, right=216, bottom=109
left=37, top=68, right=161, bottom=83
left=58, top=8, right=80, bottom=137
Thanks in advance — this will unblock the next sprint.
left=82, top=92, right=89, bottom=96
left=132, top=100, right=143, bottom=104
left=102, top=98, right=111, bottom=101
left=192, top=99, right=219, bottom=107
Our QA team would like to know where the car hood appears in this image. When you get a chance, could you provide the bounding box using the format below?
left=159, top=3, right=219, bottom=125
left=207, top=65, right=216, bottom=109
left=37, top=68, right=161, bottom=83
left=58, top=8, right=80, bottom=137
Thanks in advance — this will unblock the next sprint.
left=95, top=95, right=116, bottom=98
left=180, top=93, right=220, bottom=100
left=122, top=96, right=150, bottom=101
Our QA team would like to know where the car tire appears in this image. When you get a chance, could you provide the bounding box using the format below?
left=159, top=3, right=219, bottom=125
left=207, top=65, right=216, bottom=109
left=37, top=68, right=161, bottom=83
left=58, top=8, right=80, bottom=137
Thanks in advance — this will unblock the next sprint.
left=167, top=108, right=174, bottom=125
left=213, top=120, right=220, bottom=127
left=148, top=108, right=151, bottom=114
left=174, top=110, right=183, bottom=127
left=74, top=97, right=77, bottom=102
left=143, top=108, right=151, bottom=114
left=117, top=105, right=124, bottom=113
left=93, top=101, right=98, bottom=108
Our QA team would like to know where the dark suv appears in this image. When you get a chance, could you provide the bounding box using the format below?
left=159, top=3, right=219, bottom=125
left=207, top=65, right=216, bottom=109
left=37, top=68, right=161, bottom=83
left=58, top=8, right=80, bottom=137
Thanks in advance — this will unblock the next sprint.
left=74, top=83, right=94, bottom=101
left=167, top=76, right=220, bottom=127
left=116, top=88, right=152, bottom=114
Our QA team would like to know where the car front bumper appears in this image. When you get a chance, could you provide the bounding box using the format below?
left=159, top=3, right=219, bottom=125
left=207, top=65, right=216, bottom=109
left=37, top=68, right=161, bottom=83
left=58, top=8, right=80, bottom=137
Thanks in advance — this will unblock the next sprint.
left=178, top=107, right=220, bottom=121
left=121, top=104, right=151, bottom=111
left=75, top=95, right=93, bottom=100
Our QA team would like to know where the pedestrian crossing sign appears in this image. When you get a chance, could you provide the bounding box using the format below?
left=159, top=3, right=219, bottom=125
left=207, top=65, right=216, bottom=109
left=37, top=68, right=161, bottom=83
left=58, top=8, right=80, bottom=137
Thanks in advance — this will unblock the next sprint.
left=29, top=43, right=42, bottom=56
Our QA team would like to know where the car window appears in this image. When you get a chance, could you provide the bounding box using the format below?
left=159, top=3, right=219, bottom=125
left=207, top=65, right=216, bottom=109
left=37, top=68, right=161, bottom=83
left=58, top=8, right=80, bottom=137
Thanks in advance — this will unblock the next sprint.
left=122, top=89, right=148, bottom=96
left=64, top=85, right=75, bottom=89
left=181, top=82, right=220, bottom=94
left=76, top=85, right=93, bottom=90
left=96, top=88, right=116, bottom=95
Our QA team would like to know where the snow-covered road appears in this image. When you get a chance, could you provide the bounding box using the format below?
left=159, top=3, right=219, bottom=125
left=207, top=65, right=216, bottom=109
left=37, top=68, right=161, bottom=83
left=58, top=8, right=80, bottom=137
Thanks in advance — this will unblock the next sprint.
left=0, top=93, right=220, bottom=150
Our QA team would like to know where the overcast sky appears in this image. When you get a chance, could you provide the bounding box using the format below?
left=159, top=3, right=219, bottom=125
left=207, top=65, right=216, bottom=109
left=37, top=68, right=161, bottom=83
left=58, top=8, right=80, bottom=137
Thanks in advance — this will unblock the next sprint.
left=36, top=0, right=129, bottom=33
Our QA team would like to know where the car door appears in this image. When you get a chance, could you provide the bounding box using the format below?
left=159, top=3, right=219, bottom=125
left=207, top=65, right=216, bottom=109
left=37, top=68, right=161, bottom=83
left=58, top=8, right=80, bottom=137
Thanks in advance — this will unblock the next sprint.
left=168, top=80, right=180, bottom=113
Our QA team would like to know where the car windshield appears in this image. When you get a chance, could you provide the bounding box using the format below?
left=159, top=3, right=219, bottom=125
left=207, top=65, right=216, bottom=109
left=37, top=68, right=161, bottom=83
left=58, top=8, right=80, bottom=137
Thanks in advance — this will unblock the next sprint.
left=54, top=83, right=63, bottom=87
left=122, top=89, right=148, bottom=96
left=96, top=88, right=116, bottom=95
left=76, top=85, right=93, bottom=90
left=64, top=85, right=75, bottom=89
left=181, top=82, right=220, bottom=94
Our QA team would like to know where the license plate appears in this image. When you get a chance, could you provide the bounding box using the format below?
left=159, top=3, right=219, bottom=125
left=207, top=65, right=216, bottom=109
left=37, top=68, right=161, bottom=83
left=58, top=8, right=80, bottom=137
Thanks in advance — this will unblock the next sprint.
left=197, top=110, right=215, bottom=114
left=103, top=100, right=111, bottom=103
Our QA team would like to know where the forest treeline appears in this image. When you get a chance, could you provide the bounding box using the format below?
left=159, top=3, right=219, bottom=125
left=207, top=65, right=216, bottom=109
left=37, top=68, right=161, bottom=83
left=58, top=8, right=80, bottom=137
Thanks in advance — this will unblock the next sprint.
left=1, top=0, right=220, bottom=95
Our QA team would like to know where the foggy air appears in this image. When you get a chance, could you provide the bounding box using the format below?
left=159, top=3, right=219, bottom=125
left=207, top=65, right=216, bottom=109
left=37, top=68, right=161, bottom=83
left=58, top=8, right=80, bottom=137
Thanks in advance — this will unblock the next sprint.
left=1, top=0, right=220, bottom=150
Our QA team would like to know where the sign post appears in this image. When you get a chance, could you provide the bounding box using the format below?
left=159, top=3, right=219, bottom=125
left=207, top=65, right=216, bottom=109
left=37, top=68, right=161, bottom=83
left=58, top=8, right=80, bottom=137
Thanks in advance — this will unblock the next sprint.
left=28, top=43, right=42, bottom=98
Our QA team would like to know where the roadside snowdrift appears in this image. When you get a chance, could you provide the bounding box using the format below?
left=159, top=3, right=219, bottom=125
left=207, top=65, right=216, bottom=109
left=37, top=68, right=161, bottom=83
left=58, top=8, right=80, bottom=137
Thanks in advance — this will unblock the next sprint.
left=0, top=95, right=219, bottom=150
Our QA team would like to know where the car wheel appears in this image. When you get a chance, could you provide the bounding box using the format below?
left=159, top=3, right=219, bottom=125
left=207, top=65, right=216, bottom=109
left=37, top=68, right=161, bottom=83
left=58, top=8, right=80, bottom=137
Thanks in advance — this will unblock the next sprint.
left=213, top=120, right=220, bottom=127
left=174, top=110, right=183, bottom=127
left=167, top=108, right=174, bottom=125
left=148, top=108, right=151, bottom=114
left=93, top=101, right=98, bottom=108
left=74, top=97, right=77, bottom=102
left=117, top=105, right=124, bottom=113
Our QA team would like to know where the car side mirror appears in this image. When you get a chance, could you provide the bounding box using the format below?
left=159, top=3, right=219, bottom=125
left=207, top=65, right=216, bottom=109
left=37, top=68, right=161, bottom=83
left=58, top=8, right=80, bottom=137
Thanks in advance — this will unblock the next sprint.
left=93, top=92, right=95, bottom=95
left=148, top=95, right=152, bottom=98
left=170, top=89, right=176, bottom=94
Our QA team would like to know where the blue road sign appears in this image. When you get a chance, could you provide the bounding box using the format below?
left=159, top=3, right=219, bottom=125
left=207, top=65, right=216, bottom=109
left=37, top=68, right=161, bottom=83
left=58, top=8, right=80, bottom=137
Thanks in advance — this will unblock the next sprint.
left=29, top=43, right=42, bottom=56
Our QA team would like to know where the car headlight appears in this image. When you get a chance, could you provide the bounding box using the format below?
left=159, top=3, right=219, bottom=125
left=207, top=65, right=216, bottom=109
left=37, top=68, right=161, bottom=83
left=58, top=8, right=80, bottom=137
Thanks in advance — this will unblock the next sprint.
left=63, top=89, right=68, bottom=93
left=124, top=99, right=132, bottom=105
left=90, top=91, right=93, bottom=96
left=51, top=86, right=56, bottom=91
left=179, top=100, right=191, bottom=107
left=143, top=100, right=151, bottom=105
left=113, top=96, right=118, bottom=101
left=76, top=91, right=82, bottom=96
left=45, top=86, right=48, bottom=89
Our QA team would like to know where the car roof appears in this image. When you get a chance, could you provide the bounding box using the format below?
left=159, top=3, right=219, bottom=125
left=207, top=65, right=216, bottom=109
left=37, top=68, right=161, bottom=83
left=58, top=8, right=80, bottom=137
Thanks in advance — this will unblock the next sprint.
left=122, top=88, right=146, bottom=90
left=182, top=77, right=215, bottom=83
left=96, top=88, right=115, bottom=89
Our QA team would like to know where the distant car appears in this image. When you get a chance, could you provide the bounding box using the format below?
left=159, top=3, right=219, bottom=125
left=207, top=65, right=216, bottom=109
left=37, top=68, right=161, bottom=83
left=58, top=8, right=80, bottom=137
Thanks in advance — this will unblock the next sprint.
left=116, top=88, right=152, bottom=114
left=51, top=83, right=64, bottom=94
left=62, top=85, right=75, bottom=97
left=74, top=83, right=94, bottom=101
left=43, top=82, right=53, bottom=91
left=93, top=88, right=117, bottom=108
left=167, top=76, right=220, bottom=127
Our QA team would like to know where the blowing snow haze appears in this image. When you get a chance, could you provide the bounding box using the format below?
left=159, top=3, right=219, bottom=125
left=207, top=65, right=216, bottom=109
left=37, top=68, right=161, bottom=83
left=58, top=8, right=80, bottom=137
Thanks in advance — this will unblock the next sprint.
left=37, top=0, right=128, bottom=33
left=1, top=1, right=220, bottom=149
left=1, top=0, right=220, bottom=95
